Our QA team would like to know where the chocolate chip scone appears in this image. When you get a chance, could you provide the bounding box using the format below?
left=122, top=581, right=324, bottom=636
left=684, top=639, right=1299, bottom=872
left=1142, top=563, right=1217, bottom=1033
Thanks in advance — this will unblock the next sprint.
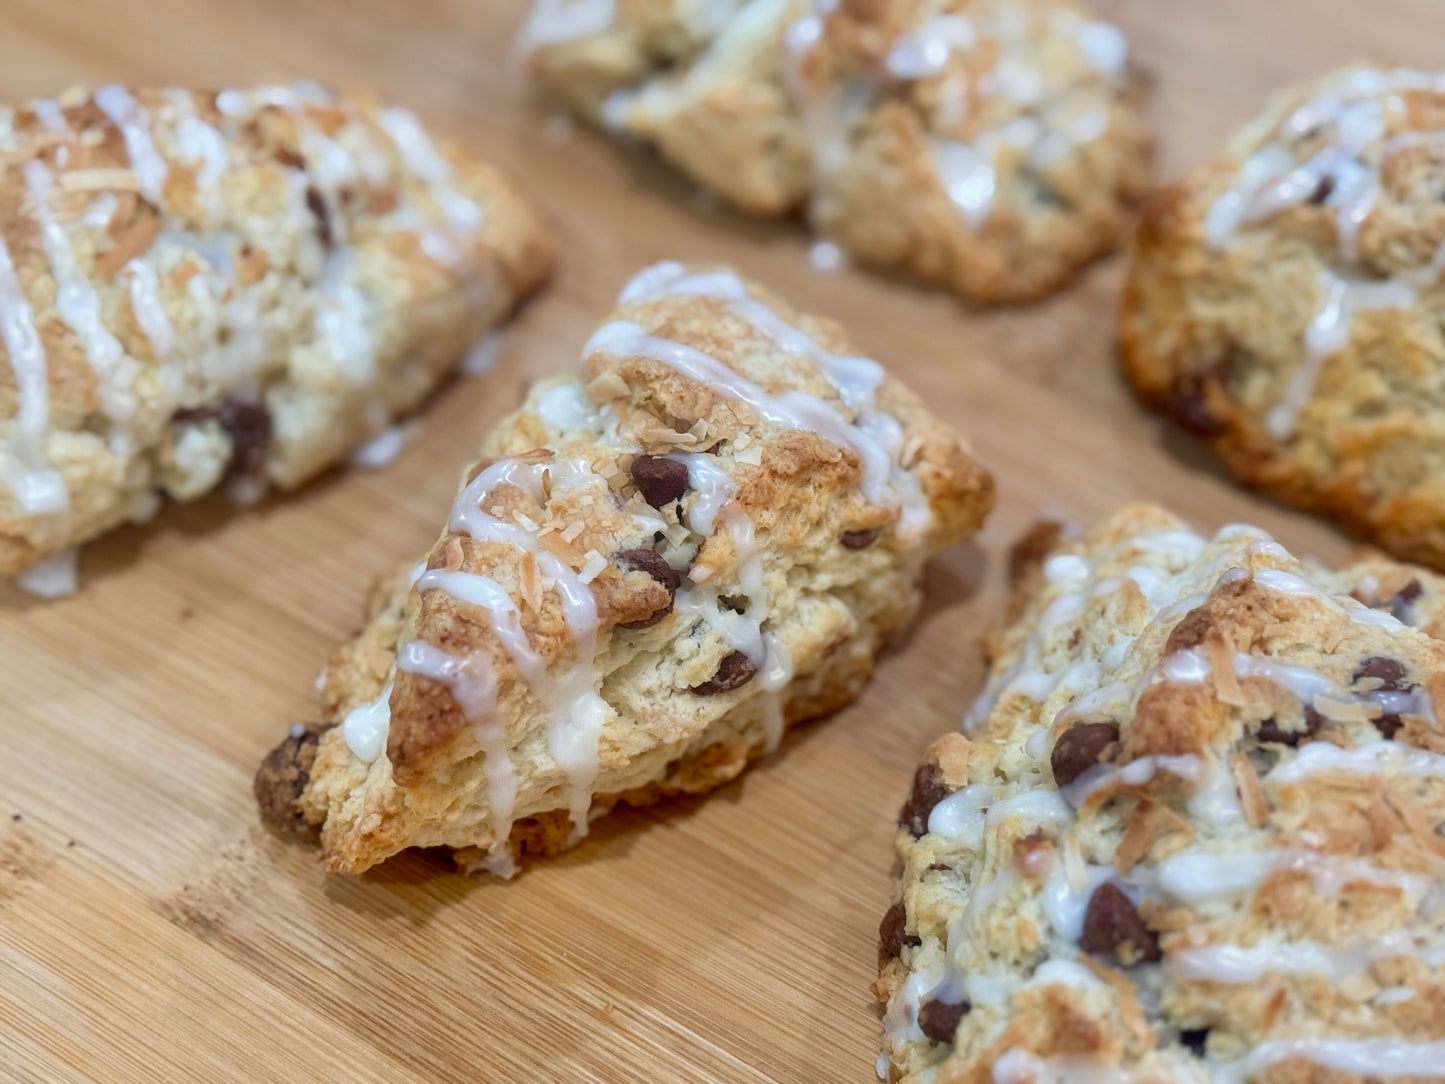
left=878, top=504, right=1445, bottom=1083
left=521, top=0, right=1150, bottom=304
left=256, top=260, right=994, bottom=876
left=0, top=83, right=554, bottom=591
left=1121, top=65, right=1445, bottom=572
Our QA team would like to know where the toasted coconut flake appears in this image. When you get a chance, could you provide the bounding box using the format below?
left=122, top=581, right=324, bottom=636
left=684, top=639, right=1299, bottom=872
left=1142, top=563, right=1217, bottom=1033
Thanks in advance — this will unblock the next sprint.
left=537, top=529, right=584, bottom=566
left=560, top=521, right=585, bottom=544
left=513, top=511, right=541, bottom=533
left=1429, top=672, right=1445, bottom=726
left=929, top=732, right=972, bottom=788
left=1138, top=898, right=1193, bottom=933
left=1079, top=956, right=1154, bottom=1048
left=518, top=551, right=542, bottom=614
left=1115, top=800, right=1157, bottom=873
left=106, top=190, right=138, bottom=238
left=1230, top=752, right=1268, bottom=828
left=577, top=550, right=608, bottom=585
left=1312, top=695, right=1379, bottom=725
left=1386, top=791, right=1445, bottom=861
left=60, top=168, right=140, bottom=192
left=444, top=537, right=465, bottom=573
left=901, top=434, right=926, bottom=471
left=96, top=213, right=160, bottom=277
left=540, top=467, right=553, bottom=501
left=1210, top=638, right=1245, bottom=706
left=584, top=371, right=629, bottom=402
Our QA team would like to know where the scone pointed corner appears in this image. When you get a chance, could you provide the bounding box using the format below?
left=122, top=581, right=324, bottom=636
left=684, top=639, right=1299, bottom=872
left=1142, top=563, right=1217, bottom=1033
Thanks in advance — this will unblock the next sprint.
left=878, top=502, right=1445, bottom=1082
left=258, top=260, right=993, bottom=880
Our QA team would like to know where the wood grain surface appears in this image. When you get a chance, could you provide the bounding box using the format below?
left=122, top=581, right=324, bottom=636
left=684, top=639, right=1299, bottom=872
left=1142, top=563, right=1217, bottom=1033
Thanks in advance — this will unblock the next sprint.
left=0, top=2, right=1437, bottom=1081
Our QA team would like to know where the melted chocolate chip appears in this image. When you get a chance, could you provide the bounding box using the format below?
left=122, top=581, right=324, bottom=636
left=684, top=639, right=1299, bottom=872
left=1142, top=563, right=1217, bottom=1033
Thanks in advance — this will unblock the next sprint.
left=1374, top=713, right=1404, bottom=740
left=690, top=650, right=758, bottom=695
left=176, top=399, right=272, bottom=482
left=630, top=455, right=690, bottom=508
left=219, top=399, right=272, bottom=482
left=273, top=146, right=305, bottom=170
left=1308, top=174, right=1336, bottom=205
left=917, top=998, right=970, bottom=1044
left=841, top=529, right=879, bottom=550
left=614, top=548, right=677, bottom=630
left=1389, top=579, right=1424, bottom=623
left=1179, top=1029, right=1210, bottom=1057
left=1257, top=708, right=1323, bottom=747
left=879, top=901, right=919, bottom=956
left=1080, top=882, right=1161, bottom=965
left=926, top=863, right=952, bottom=872
left=1169, top=354, right=1235, bottom=438
left=1354, top=656, right=1411, bottom=692
left=1050, top=722, right=1121, bottom=787
left=899, top=764, right=948, bottom=838
left=305, top=185, right=332, bottom=248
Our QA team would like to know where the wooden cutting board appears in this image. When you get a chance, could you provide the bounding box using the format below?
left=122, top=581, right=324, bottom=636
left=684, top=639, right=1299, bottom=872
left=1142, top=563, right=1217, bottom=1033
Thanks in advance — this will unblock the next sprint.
left=0, top=2, right=1437, bottom=1080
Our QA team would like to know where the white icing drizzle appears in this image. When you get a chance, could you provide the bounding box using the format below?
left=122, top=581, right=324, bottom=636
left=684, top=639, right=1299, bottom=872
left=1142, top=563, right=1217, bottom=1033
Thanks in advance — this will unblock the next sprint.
left=419, top=458, right=613, bottom=838
left=1202, top=68, right=1445, bottom=439
left=0, top=231, right=67, bottom=517
left=602, top=262, right=930, bottom=539
left=1157, top=845, right=1428, bottom=904
left=885, top=14, right=977, bottom=80
left=350, top=425, right=407, bottom=469
left=24, top=159, right=137, bottom=430
left=123, top=257, right=176, bottom=362
left=342, top=682, right=393, bottom=762
left=166, top=89, right=230, bottom=227
left=374, top=107, right=483, bottom=241
left=462, top=331, right=504, bottom=376
left=1211, top=1038, right=1445, bottom=1083
left=1267, top=739, right=1445, bottom=785
left=93, top=85, right=167, bottom=205
left=396, top=639, right=517, bottom=867
left=1168, top=930, right=1417, bottom=984
left=516, top=0, right=616, bottom=51
left=13, top=546, right=78, bottom=597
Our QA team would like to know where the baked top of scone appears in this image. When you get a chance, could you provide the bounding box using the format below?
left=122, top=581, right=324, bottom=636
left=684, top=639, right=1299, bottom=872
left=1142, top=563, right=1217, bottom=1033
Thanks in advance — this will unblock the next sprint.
left=522, top=0, right=1150, bottom=304
left=256, top=261, right=993, bottom=877
left=0, top=83, right=554, bottom=591
left=878, top=504, right=1445, bottom=1084
left=1121, top=64, right=1445, bottom=571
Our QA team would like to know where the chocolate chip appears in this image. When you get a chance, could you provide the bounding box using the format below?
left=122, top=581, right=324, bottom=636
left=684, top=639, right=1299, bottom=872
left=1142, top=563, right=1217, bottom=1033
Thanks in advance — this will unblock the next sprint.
left=1050, top=722, right=1121, bottom=787
left=926, top=863, right=952, bottom=872
left=253, top=722, right=328, bottom=845
left=1374, top=713, right=1404, bottom=740
left=1308, top=174, right=1336, bottom=205
left=614, top=548, right=677, bottom=630
left=1388, top=580, right=1423, bottom=623
left=879, top=901, right=919, bottom=956
left=899, top=764, right=949, bottom=838
left=1080, top=882, right=1160, bottom=965
left=841, top=529, right=879, bottom=550
left=917, top=998, right=969, bottom=1044
left=1354, top=656, right=1411, bottom=692
left=690, top=650, right=757, bottom=695
left=219, top=399, right=272, bottom=482
left=305, top=185, right=332, bottom=248
left=1179, top=1028, right=1210, bottom=1057
left=273, top=146, right=305, bottom=171
left=1257, top=708, right=1322, bottom=746
left=630, top=455, right=689, bottom=508
left=174, top=398, right=272, bottom=482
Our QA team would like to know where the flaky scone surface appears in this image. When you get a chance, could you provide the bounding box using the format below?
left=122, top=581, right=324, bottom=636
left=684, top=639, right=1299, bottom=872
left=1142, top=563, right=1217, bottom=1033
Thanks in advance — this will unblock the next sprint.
left=522, top=0, right=1149, bottom=303
left=1121, top=65, right=1445, bottom=572
left=0, top=83, right=554, bottom=582
left=879, top=504, right=1445, bottom=1083
left=258, top=261, right=992, bottom=876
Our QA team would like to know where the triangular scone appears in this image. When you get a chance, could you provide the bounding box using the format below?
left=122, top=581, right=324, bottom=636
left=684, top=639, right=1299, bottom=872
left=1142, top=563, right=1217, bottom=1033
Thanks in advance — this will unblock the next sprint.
left=257, top=261, right=994, bottom=876
left=521, top=0, right=1150, bottom=303
left=0, top=83, right=554, bottom=588
left=877, top=504, right=1445, bottom=1083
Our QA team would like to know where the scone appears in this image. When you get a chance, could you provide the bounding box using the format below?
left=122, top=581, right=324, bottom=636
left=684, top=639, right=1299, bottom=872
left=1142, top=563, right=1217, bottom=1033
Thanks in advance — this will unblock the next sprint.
left=877, top=504, right=1445, bottom=1083
left=521, top=0, right=1150, bottom=304
left=0, top=83, right=554, bottom=589
left=1122, top=65, right=1445, bottom=572
left=255, top=260, right=994, bottom=876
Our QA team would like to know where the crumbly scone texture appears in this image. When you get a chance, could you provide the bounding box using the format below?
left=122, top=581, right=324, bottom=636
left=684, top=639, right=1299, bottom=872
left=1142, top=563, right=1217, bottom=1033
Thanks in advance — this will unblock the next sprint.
left=878, top=504, right=1445, bottom=1083
left=523, top=0, right=1150, bottom=303
left=257, top=261, right=993, bottom=876
left=1121, top=65, right=1445, bottom=572
left=0, top=83, right=555, bottom=576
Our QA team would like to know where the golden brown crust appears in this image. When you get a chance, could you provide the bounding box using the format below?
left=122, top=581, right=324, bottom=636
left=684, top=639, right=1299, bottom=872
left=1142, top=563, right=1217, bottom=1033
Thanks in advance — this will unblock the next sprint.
left=0, top=84, right=555, bottom=578
left=264, top=261, right=992, bottom=877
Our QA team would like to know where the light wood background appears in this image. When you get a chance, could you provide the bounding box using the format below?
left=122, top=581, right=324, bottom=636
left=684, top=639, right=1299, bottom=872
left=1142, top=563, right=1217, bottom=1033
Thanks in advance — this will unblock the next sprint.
left=0, top=2, right=1437, bottom=1081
